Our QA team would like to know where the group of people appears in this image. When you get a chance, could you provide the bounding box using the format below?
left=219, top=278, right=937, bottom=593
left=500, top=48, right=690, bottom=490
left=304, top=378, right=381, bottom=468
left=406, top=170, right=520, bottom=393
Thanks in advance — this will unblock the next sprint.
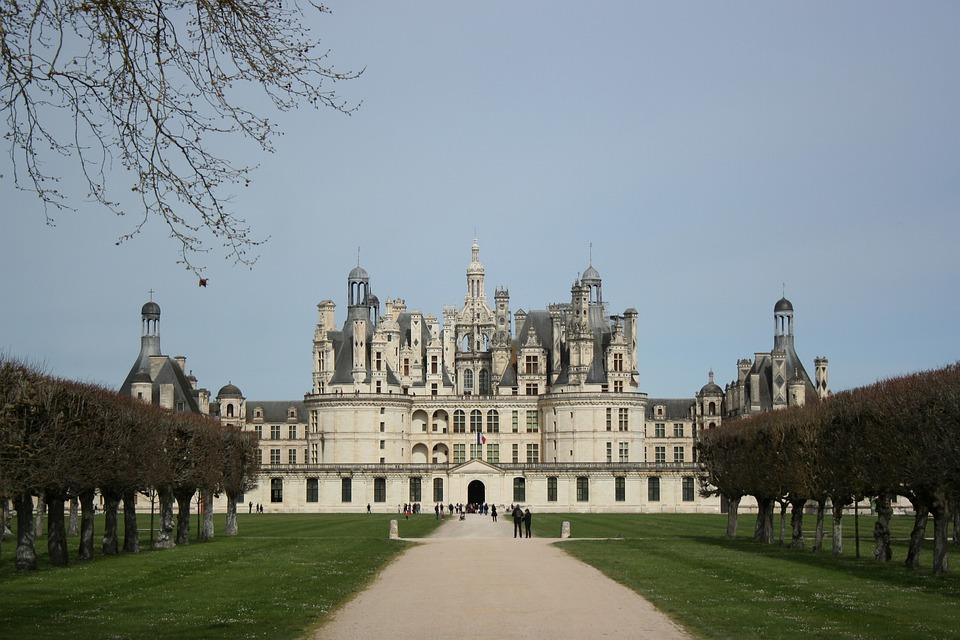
left=248, top=502, right=264, bottom=514
left=398, top=503, right=421, bottom=518
left=510, top=504, right=532, bottom=538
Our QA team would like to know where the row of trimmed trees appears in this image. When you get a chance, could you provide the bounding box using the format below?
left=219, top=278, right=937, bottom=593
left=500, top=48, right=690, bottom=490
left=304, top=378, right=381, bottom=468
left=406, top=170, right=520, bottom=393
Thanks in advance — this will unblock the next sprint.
left=0, top=359, right=260, bottom=570
left=698, top=363, right=960, bottom=574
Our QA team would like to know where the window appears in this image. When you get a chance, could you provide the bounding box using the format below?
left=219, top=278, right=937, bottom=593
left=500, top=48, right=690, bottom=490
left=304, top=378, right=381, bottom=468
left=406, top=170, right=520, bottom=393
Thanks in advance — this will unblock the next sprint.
left=470, top=443, right=482, bottom=460
left=382, top=422, right=387, bottom=433
left=454, top=443, right=466, bottom=464
left=403, top=358, right=410, bottom=376
left=341, top=477, right=352, bottom=502
left=374, top=477, right=386, bottom=502
left=288, top=425, right=297, bottom=439
left=512, top=444, right=519, bottom=463
left=682, top=477, right=695, bottom=501
left=513, top=477, right=526, bottom=502
left=605, top=408, right=612, bottom=431
left=270, top=478, right=283, bottom=503
left=310, top=443, right=318, bottom=464
left=271, top=425, right=281, bottom=440
left=613, top=353, right=623, bottom=372
left=486, top=444, right=499, bottom=464
left=606, top=442, right=612, bottom=463
left=255, top=425, right=262, bottom=439
left=673, top=423, right=684, bottom=438
left=619, top=442, right=629, bottom=463
left=409, top=477, right=421, bottom=502
left=526, top=443, right=539, bottom=463
left=288, top=449, right=297, bottom=464
left=433, top=478, right=443, bottom=502
left=657, top=406, right=663, bottom=417
left=176, top=401, right=184, bottom=412
left=526, top=410, right=539, bottom=433
left=306, top=478, right=319, bottom=502
left=576, top=477, right=589, bottom=502
left=525, top=383, right=539, bottom=396
left=655, top=423, right=665, bottom=438
left=454, top=410, right=466, bottom=433
left=708, top=401, right=717, bottom=416
left=431, top=383, right=438, bottom=396
left=655, top=446, right=666, bottom=465
left=615, top=477, right=626, bottom=502
left=511, top=410, right=519, bottom=433
left=380, top=440, right=385, bottom=450
left=470, top=409, right=482, bottom=433
left=614, top=381, right=623, bottom=393
left=674, top=446, right=685, bottom=463
left=479, top=369, right=490, bottom=394
left=431, top=356, right=438, bottom=375
left=524, top=355, right=538, bottom=375
left=487, top=410, right=499, bottom=433
left=464, top=368, right=474, bottom=390
left=648, top=477, right=660, bottom=502
left=258, top=448, right=263, bottom=464
left=226, top=404, right=234, bottom=417
left=270, top=449, right=280, bottom=465
left=547, top=477, right=558, bottom=502
left=618, top=408, right=628, bottom=431
left=376, top=351, right=382, bottom=371
left=375, top=381, right=382, bottom=394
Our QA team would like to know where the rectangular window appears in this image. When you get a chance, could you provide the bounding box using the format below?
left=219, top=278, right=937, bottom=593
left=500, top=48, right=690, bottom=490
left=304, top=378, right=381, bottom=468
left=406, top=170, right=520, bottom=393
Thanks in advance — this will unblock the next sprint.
left=310, top=443, right=319, bottom=464
left=375, top=381, right=382, bottom=394
left=576, top=476, right=589, bottom=502
left=655, top=423, right=665, bottom=438
left=547, top=476, right=558, bottom=502
left=403, top=358, right=410, bottom=376
left=454, top=443, right=466, bottom=464
left=615, top=476, right=626, bottom=502
left=619, top=442, right=629, bottom=463
left=648, top=477, right=660, bottom=502
left=606, top=442, right=612, bottom=463
left=513, top=477, right=526, bottom=502
left=306, top=478, right=319, bottom=502
left=289, top=425, right=297, bottom=439
left=487, top=444, right=499, bottom=464
left=255, top=425, right=262, bottom=439
left=341, top=477, right=352, bottom=502
left=258, top=448, right=263, bottom=464
left=655, top=446, right=666, bottom=465
left=673, top=423, right=684, bottom=438
left=614, top=380, right=623, bottom=393
left=526, top=443, right=539, bottom=463
left=525, top=355, right=538, bottom=375
left=374, top=477, right=386, bottom=503
left=512, top=410, right=519, bottom=433
left=271, top=425, right=281, bottom=440
left=288, top=449, right=297, bottom=464
left=605, top=408, right=612, bottom=431
left=270, top=449, right=280, bottom=465
left=613, top=353, right=623, bottom=372
left=375, top=351, right=382, bottom=371
left=618, top=408, right=629, bottom=431
left=270, top=477, right=283, bottom=503
left=431, top=383, right=438, bottom=396
left=431, top=356, right=438, bottom=374
left=433, top=477, right=443, bottom=502
left=470, top=443, right=482, bottom=460
left=682, top=477, right=695, bottom=502
left=674, top=446, right=685, bottom=463
left=511, top=444, right=519, bottom=463
left=382, top=422, right=388, bottom=433
left=526, top=410, right=539, bottom=433
left=525, top=383, right=538, bottom=396
left=409, top=477, right=421, bottom=503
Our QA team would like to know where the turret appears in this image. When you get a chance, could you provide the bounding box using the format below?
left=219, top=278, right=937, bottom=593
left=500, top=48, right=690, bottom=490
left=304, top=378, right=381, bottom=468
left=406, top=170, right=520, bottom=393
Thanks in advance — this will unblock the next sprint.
left=495, top=287, right=511, bottom=335
left=815, top=356, right=830, bottom=399
left=466, top=239, right=486, bottom=301
left=774, top=296, right=794, bottom=349
left=788, top=371, right=806, bottom=407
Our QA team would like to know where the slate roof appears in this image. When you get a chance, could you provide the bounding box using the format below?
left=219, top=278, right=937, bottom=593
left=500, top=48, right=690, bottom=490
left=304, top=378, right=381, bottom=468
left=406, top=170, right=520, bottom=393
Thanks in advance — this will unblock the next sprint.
left=646, top=398, right=695, bottom=421
left=247, top=400, right=307, bottom=423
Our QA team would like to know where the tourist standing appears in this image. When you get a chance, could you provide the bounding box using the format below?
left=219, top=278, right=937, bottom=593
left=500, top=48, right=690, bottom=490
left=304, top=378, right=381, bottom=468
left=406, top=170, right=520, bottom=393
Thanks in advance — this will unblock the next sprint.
left=367, top=503, right=371, bottom=514
left=491, top=504, right=498, bottom=522
left=248, top=501, right=252, bottom=514
left=512, top=505, right=523, bottom=539
left=434, top=503, right=440, bottom=520
left=524, top=508, right=532, bottom=538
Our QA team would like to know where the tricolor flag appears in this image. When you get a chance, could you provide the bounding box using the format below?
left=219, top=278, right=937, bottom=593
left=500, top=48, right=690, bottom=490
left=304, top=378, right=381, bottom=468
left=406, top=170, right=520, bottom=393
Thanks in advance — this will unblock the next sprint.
left=476, top=431, right=486, bottom=445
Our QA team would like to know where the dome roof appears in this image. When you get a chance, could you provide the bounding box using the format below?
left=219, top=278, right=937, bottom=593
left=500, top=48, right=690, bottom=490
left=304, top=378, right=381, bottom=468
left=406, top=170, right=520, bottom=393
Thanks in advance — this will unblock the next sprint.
left=217, top=382, right=243, bottom=398
left=774, top=297, right=794, bottom=312
left=130, top=371, right=152, bottom=384
left=700, top=382, right=724, bottom=396
left=141, top=301, right=161, bottom=317
left=581, top=264, right=601, bottom=283
left=348, top=265, right=369, bottom=281
left=368, top=293, right=380, bottom=307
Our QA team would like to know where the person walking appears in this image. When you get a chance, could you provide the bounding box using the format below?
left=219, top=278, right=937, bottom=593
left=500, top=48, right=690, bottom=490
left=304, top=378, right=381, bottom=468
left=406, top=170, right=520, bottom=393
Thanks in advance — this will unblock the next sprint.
left=248, top=501, right=252, bottom=514
left=512, top=504, right=523, bottom=539
left=491, top=504, right=498, bottom=522
left=434, top=503, right=440, bottom=520
left=523, top=508, right=532, bottom=538
left=367, top=503, right=371, bottom=514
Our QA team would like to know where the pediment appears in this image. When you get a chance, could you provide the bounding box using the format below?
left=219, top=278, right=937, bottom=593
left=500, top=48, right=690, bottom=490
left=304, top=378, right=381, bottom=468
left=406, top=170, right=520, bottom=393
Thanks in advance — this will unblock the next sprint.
left=450, top=459, right=503, bottom=475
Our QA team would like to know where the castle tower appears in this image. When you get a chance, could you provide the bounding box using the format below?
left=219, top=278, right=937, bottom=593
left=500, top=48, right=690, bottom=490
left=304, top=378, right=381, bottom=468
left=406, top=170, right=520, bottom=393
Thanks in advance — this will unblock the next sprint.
left=140, top=298, right=161, bottom=357
left=774, top=296, right=794, bottom=349
left=495, top=287, right=511, bottom=335
left=815, top=357, right=830, bottom=399
left=466, top=238, right=486, bottom=302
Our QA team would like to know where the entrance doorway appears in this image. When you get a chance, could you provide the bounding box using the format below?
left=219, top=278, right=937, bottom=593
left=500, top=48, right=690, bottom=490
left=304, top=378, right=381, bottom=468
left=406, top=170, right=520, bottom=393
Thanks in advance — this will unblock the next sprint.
left=467, top=479, right=485, bottom=505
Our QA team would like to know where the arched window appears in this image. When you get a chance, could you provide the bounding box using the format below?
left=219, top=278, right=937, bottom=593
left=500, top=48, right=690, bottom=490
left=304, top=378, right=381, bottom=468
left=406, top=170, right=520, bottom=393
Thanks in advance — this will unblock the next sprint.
left=226, top=403, right=234, bottom=417
left=708, top=401, right=716, bottom=416
left=464, top=369, right=474, bottom=390
left=470, top=409, right=482, bottom=433
left=487, top=410, right=499, bottom=433
left=453, top=410, right=466, bottom=433
left=479, top=369, right=490, bottom=394
left=708, top=422, right=716, bottom=429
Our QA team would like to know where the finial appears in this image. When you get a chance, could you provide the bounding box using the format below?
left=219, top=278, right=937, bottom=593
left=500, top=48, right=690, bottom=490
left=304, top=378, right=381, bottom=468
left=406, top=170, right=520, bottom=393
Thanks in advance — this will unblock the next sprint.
left=148, top=288, right=155, bottom=301
left=589, top=241, right=592, bottom=266
left=708, top=369, right=714, bottom=384
left=781, top=281, right=785, bottom=297
left=357, top=247, right=360, bottom=267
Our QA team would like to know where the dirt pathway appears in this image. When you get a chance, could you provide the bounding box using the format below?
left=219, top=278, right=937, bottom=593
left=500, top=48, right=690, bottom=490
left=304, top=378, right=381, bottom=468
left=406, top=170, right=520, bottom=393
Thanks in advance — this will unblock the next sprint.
left=311, top=514, right=691, bottom=639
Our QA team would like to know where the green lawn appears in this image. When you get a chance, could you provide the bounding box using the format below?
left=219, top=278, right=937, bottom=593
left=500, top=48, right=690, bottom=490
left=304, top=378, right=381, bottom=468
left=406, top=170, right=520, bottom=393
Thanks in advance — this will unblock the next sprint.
left=0, top=513, right=439, bottom=640
left=532, top=513, right=960, bottom=640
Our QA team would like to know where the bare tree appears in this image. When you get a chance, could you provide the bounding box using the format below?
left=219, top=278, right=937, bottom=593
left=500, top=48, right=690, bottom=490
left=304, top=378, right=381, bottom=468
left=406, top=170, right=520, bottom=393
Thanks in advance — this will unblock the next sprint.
left=1, top=1, right=360, bottom=275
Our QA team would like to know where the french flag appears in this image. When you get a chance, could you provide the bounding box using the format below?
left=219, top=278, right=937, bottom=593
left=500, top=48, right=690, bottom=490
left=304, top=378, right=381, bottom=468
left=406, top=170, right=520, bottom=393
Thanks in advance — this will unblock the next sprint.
left=476, top=431, right=486, bottom=445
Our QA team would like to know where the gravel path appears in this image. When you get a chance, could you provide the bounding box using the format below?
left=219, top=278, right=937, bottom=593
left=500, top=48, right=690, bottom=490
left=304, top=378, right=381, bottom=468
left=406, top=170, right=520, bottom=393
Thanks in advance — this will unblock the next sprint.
left=311, top=514, right=691, bottom=639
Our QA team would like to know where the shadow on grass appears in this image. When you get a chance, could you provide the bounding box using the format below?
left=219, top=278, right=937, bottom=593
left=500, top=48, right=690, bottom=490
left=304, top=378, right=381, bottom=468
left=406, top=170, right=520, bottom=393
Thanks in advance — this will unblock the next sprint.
left=687, top=534, right=960, bottom=599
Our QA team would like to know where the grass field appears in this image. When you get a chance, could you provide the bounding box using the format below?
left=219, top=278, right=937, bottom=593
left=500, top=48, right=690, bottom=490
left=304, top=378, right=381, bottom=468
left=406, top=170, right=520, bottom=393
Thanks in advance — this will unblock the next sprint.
left=0, top=513, right=439, bottom=640
left=532, top=513, right=960, bottom=639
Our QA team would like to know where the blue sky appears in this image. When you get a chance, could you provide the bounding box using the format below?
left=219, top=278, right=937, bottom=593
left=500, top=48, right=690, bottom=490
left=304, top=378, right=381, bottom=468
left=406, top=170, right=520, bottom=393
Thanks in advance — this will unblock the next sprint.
left=2, top=1, right=958, bottom=400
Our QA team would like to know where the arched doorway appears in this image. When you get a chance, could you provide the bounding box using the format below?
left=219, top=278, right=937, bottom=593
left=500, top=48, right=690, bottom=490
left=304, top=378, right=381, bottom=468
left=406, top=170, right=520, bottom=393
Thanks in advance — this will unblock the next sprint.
left=467, top=479, right=485, bottom=505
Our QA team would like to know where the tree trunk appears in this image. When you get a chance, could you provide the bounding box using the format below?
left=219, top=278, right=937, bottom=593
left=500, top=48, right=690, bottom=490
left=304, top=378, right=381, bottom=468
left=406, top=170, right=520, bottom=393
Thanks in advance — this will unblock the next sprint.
left=45, top=492, right=69, bottom=566
left=790, top=498, right=806, bottom=549
left=931, top=495, right=950, bottom=575
left=14, top=493, right=37, bottom=571
left=812, top=499, right=826, bottom=552
left=725, top=495, right=741, bottom=538
left=831, top=500, right=844, bottom=556
left=200, top=491, right=214, bottom=541
left=753, top=497, right=774, bottom=544
left=101, top=488, right=121, bottom=555
left=154, top=487, right=176, bottom=549
left=122, top=490, right=139, bottom=553
left=225, top=492, right=238, bottom=536
left=68, top=496, right=80, bottom=536
left=1, top=497, right=11, bottom=538
left=872, top=493, right=893, bottom=562
left=778, top=500, right=788, bottom=546
left=952, top=500, right=960, bottom=546
left=33, top=494, right=45, bottom=539
left=78, top=489, right=95, bottom=561
left=175, top=488, right=193, bottom=546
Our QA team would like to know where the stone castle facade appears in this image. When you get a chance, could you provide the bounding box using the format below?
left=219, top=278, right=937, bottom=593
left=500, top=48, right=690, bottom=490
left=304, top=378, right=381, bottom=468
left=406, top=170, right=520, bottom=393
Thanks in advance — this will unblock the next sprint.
left=121, top=241, right=829, bottom=512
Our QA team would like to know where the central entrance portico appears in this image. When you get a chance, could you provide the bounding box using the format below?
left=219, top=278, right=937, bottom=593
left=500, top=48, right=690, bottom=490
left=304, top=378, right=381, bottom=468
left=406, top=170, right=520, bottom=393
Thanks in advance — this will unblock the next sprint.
left=467, top=479, right=485, bottom=504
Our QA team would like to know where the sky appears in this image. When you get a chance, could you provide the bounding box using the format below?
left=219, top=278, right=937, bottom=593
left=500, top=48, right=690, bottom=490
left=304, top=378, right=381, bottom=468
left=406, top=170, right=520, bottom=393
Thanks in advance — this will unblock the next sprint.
left=2, top=1, right=959, bottom=400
